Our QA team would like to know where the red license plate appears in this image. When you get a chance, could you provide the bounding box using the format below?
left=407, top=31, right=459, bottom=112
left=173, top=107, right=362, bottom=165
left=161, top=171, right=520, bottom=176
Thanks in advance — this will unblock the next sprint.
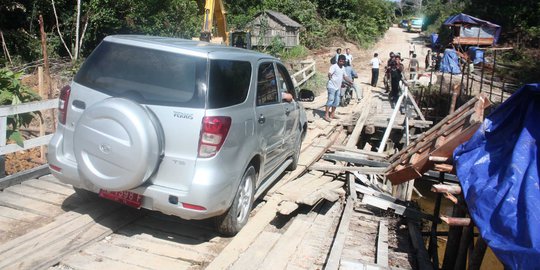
left=99, top=190, right=143, bottom=208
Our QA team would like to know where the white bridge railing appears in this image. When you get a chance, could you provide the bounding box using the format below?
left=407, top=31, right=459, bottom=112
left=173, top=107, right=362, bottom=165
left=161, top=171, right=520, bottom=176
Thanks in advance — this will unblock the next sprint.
left=0, top=99, right=58, bottom=155
left=291, top=60, right=316, bottom=87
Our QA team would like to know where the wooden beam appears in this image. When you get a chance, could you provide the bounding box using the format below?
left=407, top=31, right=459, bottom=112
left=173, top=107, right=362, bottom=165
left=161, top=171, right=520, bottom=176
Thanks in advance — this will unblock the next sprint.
left=376, top=220, right=389, bottom=267
left=325, top=197, right=354, bottom=270
left=440, top=216, right=471, bottom=226
left=431, top=184, right=462, bottom=194
left=309, top=164, right=386, bottom=174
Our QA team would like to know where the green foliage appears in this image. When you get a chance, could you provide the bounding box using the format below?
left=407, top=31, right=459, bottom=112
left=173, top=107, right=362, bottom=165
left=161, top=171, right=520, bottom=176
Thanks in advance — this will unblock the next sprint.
left=0, top=68, right=41, bottom=146
left=280, top=45, right=309, bottom=60
left=265, top=36, right=286, bottom=57
left=422, top=0, right=469, bottom=35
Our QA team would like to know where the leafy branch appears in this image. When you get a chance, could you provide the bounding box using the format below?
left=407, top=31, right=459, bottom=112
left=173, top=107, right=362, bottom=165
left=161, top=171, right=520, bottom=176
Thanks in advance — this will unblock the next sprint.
left=0, top=68, right=41, bottom=147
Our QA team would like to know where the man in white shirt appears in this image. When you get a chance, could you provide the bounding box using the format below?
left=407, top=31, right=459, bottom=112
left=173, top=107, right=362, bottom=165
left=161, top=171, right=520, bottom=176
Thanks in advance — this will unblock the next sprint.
left=344, top=48, right=353, bottom=66
left=409, top=42, right=416, bottom=58
left=325, top=55, right=352, bottom=121
left=370, top=53, right=382, bottom=87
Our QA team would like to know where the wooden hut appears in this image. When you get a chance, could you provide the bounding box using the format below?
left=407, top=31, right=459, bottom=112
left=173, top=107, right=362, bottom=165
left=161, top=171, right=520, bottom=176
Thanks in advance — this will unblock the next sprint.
left=248, top=10, right=302, bottom=48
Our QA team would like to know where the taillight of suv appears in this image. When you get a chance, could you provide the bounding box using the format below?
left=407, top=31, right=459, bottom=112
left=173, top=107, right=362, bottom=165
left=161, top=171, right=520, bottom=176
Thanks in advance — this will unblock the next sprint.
left=198, top=116, right=231, bottom=158
left=58, top=85, right=71, bottom=125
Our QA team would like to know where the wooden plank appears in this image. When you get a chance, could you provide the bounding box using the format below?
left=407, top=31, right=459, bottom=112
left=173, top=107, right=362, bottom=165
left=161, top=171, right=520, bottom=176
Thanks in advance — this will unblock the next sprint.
left=431, top=184, right=462, bottom=194
left=0, top=191, right=62, bottom=217
left=376, top=220, right=389, bottom=267
left=104, top=233, right=212, bottom=262
left=325, top=197, right=354, bottom=270
left=21, top=178, right=75, bottom=196
left=61, top=252, right=149, bottom=270
left=287, top=201, right=342, bottom=269
left=346, top=86, right=373, bottom=148
left=0, top=200, right=119, bottom=254
left=0, top=205, right=43, bottom=222
left=277, top=200, right=298, bottom=215
left=259, top=214, right=316, bottom=270
left=0, top=164, right=49, bottom=190
left=4, top=184, right=71, bottom=206
left=309, top=164, right=387, bottom=174
left=81, top=241, right=193, bottom=270
left=230, top=231, right=281, bottom=270
left=330, top=145, right=389, bottom=159
left=206, top=196, right=281, bottom=270
left=323, top=153, right=389, bottom=167
left=0, top=204, right=143, bottom=269
left=39, top=174, right=74, bottom=188
left=298, top=180, right=344, bottom=206
left=117, top=223, right=220, bottom=250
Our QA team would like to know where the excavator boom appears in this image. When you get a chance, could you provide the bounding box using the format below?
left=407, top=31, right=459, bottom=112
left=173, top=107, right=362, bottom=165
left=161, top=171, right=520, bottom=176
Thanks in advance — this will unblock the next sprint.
left=200, top=0, right=228, bottom=44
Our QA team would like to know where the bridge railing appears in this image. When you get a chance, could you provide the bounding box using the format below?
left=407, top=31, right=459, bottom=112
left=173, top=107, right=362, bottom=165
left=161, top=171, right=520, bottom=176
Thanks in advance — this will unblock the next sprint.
left=291, top=60, right=316, bottom=87
left=0, top=99, right=58, bottom=156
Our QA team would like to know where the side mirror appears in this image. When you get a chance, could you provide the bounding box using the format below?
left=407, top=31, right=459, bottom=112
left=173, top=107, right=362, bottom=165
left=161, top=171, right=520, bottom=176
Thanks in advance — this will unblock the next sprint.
left=298, top=89, right=315, bottom=102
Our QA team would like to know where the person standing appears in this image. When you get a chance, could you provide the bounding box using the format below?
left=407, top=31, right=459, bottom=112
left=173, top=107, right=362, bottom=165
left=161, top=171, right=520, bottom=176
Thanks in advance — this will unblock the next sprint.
left=344, top=48, right=353, bottom=66
left=408, top=42, right=416, bottom=58
left=332, top=48, right=342, bottom=64
left=370, top=53, right=382, bottom=87
left=325, top=55, right=351, bottom=121
left=390, top=55, right=405, bottom=105
left=408, top=53, right=419, bottom=79
left=344, top=61, right=362, bottom=101
left=425, top=49, right=431, bottom=70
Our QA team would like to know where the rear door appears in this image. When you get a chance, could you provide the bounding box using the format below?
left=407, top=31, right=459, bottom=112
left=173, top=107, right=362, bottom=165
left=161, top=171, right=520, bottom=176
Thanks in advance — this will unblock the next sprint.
left=254, top=61, right=286, bottom=182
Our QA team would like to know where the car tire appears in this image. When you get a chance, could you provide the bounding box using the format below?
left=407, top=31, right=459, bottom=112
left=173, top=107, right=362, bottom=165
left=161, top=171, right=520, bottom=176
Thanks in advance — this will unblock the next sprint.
left=74, top=187, right=98, bottom=201
left=215, top=166, right=256, bottom=236
left=287, top=132, right=303, bottom=171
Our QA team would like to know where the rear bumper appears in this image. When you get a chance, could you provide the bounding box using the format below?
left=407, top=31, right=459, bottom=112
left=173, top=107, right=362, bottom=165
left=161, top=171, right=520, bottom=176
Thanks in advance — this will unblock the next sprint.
left=48, top=133, right=235, bottom=220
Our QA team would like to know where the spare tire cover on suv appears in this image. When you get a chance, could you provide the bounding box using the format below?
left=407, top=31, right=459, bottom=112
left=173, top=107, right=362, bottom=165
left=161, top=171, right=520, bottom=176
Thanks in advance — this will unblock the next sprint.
left=74, top=98, right=162, bottom=191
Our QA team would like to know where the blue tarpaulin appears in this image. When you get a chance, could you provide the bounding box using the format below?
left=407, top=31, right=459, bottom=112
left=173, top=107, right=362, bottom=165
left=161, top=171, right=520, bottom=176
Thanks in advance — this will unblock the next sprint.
left=430, top=33, right=439, bottom=49
left=443, top=13, right=502, bottom=44
left=440, top=49, right=461, bottom=74
left=454, top=84, right=540, bottom=269
left=468, top=47, right=484, bottom=64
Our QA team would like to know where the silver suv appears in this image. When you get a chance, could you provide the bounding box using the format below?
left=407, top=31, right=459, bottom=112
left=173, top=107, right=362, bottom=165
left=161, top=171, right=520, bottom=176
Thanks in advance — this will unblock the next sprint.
left=48, top=35, right=308, bottom=235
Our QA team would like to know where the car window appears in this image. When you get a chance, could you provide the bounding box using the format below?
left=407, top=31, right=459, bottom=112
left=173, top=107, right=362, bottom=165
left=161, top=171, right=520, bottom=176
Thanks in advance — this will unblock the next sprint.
left=276, top=63, right=296, bottom=100
left=256, top=62, right=278, bottom=106
left=74, top=41, right=206, bottom=108
left=208, top=60, right=252, bottom=108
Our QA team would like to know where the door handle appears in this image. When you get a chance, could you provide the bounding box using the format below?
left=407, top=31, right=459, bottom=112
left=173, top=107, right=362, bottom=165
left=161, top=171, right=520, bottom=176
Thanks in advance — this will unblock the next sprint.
left=258, top=114, right=266, bottom=124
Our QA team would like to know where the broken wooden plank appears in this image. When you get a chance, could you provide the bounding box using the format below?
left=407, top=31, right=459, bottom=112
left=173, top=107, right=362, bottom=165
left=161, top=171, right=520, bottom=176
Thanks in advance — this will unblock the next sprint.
left=330, top=145, right=389, bottom=159
left=323, top=153, right=389, bottom=167
left=309, top=164, right=387, bottom=174
left=277, top=200, right=299, bottom=215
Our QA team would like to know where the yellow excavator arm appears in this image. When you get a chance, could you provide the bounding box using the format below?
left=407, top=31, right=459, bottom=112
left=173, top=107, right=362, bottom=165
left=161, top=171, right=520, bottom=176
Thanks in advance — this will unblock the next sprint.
left=200, top=0, right=228, bottom=45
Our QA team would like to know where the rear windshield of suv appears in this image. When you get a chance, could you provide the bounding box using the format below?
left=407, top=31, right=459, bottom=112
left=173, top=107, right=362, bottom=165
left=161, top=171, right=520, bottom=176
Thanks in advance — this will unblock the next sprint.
left=74, top=41, right=207, bottom=108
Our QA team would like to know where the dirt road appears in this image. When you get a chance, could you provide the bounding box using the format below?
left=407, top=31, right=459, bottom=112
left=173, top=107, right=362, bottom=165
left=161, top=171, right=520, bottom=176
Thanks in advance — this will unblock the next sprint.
left=315, top=26, right=426, bottom=89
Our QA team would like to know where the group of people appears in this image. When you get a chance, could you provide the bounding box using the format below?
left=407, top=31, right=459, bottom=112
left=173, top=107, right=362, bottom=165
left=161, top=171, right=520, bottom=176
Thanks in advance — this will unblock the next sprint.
left=325, top=43, right=436, bottom=119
